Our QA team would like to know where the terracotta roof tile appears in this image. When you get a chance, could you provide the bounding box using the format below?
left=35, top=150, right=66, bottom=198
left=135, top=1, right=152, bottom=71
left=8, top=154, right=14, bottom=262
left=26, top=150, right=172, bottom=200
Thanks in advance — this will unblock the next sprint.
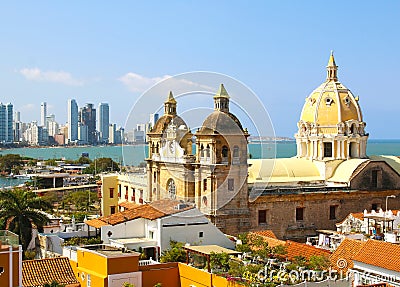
left=87, top=199, right=194, bottom=227
left=352, top=239, right=400, bottom=273
left=285, top=240, right=331, bottom=261
left=118, top=201, right=140, bottom=210
left=252, top=230, right=277, bottom=239
left=330, top=238, right=365, bottom=274
left=22, top=257, right=80, bottom=287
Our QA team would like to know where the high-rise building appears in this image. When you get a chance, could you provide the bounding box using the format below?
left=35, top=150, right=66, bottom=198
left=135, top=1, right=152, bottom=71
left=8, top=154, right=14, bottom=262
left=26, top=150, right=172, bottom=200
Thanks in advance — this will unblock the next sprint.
left=79, top=103, right=96, bottom=145
left=46, top=114, right=59, bottom=137
left=78, top=122, right=88, bottom=144
left=67, top=99, right=78, bottom=142
left=149, top=113, right=159, bottom=129
left=98, top=103, right=109, bottom=143
left=0, top=103, right=13, bottom=143
left=40, top=102, right=47, bottom=127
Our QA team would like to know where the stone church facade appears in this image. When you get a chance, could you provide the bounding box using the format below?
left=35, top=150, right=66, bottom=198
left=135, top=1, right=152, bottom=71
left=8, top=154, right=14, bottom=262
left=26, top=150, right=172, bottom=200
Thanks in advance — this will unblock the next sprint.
left=101, top=53, right=400, bottom=240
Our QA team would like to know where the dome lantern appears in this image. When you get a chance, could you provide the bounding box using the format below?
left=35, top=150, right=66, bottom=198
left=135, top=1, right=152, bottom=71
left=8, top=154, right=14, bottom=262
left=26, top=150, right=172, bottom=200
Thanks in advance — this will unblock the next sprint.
left=326, top=50, right=338, bottom=81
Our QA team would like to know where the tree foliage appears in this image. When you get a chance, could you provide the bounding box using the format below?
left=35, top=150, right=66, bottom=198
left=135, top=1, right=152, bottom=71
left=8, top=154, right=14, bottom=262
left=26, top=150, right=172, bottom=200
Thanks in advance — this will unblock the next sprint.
left=0, top=188, right=51, bottom=251
left=0, top=154, right=23, bottom=173
left=62, top=190, right=98, bottom=211
left=159, top=240, right=186, bottom=263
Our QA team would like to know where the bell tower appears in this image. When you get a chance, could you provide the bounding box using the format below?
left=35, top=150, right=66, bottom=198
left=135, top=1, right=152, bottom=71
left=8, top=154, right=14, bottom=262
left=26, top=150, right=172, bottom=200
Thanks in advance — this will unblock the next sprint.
left=195, top=84, right=250, bottom=234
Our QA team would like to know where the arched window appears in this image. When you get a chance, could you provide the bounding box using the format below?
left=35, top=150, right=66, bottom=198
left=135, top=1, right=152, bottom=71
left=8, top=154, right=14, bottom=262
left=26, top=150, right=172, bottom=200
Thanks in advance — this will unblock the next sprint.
left=222, top=146, right=229, bottom=158
left=156, top=143, right=159, bottom=153
left=350, top=124, right=356, bottom=134
left=167, top=179, right=176, bottom=199
left=324, top=142, right=333, bottom=158
left=200, top=144, right=204, bottom=157
left=206, top=144, right=210, bottom=158
left=233, top=146, right=239, bottom=158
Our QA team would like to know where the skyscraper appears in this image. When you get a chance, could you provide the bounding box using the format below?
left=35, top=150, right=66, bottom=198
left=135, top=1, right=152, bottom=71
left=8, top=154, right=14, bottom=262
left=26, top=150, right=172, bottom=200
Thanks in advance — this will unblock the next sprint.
left=79, top=103, right=96, bottom=145
left=67, top=99, right=78, bottom=142
left=98, top=103, right=109, bottom=143
left=0, top=103, right=13, bottom=143
left=40, top=102, right=47, bottom=127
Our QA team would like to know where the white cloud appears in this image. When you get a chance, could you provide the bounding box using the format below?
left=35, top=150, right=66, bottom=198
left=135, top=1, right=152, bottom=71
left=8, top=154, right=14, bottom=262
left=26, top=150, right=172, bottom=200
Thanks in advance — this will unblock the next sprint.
left=118, top=72, right=214, bottom=94
left=19, top=103, right=36, bottom=112
left=118, top=72, right=171, bottom=93
left=19, top=68, right=83, bottom=86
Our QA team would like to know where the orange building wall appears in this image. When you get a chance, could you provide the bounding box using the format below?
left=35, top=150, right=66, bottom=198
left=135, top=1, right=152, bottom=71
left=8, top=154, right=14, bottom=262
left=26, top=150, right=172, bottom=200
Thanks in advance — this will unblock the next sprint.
left=140, top=262, right=180, bottom=287
left=0, top=246, right=21, bottom=287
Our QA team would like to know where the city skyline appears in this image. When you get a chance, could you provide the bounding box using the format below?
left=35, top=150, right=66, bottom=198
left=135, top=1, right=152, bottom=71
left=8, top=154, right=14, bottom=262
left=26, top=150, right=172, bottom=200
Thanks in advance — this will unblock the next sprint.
left=0, top=2, right=399, bottom=138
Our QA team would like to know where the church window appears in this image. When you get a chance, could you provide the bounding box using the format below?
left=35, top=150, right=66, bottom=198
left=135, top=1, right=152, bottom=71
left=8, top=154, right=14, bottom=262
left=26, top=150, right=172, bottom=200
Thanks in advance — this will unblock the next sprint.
left=203, top=178, right=207, bottom=191
left=233, top=146, right=239, bottom=158
left=167, top=179, right=176, bottom=199
left=325, top=97, right=333, bottom=106
left=258, top=210, right=267, bottom=225
left=350, top=124, right=356, bottom=134
left=329, top=205, right=337, bottom=220
left=371, top=170, right=381, bottom=189
left=153, top=172, right=157, bottom=183
left=228, top=179, right=234, bottom=191
left=324, top=142, right=332, bottom=157
left=109, top=188, right=114, bottom=198
left=202, top=196, right=208, bottom=206
left=200, top=144, right=204, bottom=157
left=222, top=146, right=229, bottom=162
left=206, top=144, right=210, bottom=158
left=296, top=207, right=304, bottom=221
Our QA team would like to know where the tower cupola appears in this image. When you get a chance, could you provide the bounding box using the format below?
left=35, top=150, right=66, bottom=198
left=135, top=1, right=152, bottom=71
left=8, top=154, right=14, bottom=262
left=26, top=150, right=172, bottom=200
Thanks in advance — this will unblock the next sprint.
left=326, top=51, right=338, bottom=81
left=164, top=91, right=177, bottom=115
left=214, top=84, right=230, bottom=113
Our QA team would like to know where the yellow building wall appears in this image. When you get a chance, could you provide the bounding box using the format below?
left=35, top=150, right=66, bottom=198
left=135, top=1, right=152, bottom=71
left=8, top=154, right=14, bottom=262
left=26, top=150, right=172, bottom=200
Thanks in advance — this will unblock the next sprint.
left=101, top=175, right=119, bottom=216
left=178, top=263, right=245, bottom=287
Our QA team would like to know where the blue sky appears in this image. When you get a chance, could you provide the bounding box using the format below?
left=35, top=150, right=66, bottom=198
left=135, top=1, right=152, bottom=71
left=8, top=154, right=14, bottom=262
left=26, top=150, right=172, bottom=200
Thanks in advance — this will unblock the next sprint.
left=0, top=1, right=399, bottom=138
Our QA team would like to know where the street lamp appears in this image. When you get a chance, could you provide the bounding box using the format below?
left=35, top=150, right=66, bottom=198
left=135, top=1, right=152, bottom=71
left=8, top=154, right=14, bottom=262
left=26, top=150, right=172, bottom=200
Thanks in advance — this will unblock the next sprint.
left=384, top=195, right=396, bottom=233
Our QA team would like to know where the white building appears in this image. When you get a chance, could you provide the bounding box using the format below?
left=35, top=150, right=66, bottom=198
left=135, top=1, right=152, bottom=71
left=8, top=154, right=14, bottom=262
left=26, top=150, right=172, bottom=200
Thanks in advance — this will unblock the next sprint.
left=86, top=199, right=234, bottom=260
left=40, top=102, right=47, bottom=127
left=352, top=239, right=400, bottom=287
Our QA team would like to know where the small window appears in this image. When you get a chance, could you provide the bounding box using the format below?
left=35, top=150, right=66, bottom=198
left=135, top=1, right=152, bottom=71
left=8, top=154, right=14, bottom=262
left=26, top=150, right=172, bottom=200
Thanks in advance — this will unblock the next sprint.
left=118, top=184, right=121, bottom=197
left=324, top=142, right=332, bottom=157
left=228, top=179, right=234, bottom=191
left=222, top=146, right=229, bottom=158
left=149, top=231, right=154, bottom=239
left=199, top=231, right=204, bottom=238
left=371, top=170, right=378, bottom=188
left=153, top=172, right=156, bottom=183
left=109, top=188, right=114, bottom=198
left=258, top=210, right=267, bottom=225
left=329, top=205, right=337, bottom=220
left=110, top=206, right=116, bottom=214
left=296, top=207, right=304, bottom=221
left=203, top=178, right=207, bottom=191
left=233, top=146, right=239, bottom=158
left=372, top=203, right=379, bottom=211
left=325, top=97, right=333, bottom=106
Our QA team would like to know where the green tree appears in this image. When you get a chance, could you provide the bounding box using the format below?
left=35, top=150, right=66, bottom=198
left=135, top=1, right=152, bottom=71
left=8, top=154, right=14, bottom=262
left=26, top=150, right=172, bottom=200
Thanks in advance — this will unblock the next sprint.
left=159, top=240, right=186, bottom=263
left=83, top=157, right=120, bottom=174
left=307, top=255, right=331, bottom=271
left=76, top=156, right=92, bottom=165
left=210, top=252, right=230, bottom=272
left=0, top=188, right=51, bottom=251
left=62, top=190, right=98, bottom=212
left=0, top=154, right=23, bottom=174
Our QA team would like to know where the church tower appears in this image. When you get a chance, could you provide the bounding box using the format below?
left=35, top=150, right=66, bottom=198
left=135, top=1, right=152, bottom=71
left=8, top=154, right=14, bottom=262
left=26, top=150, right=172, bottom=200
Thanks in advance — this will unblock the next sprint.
left=146, top=91, right=194, bottom=202
left=195, top=84, right=250, bottom=234
left=295, top=52, right=368, bottom=161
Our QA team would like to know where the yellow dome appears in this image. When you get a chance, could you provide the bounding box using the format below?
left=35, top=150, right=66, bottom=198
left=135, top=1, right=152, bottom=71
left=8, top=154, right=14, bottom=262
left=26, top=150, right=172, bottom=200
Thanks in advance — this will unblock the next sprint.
left=300, top=52, right=363, bottom=126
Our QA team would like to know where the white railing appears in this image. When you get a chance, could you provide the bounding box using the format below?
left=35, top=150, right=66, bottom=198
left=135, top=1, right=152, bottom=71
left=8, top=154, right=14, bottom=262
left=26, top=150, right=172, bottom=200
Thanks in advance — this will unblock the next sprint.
left=139, top=257, right=158, bottom=266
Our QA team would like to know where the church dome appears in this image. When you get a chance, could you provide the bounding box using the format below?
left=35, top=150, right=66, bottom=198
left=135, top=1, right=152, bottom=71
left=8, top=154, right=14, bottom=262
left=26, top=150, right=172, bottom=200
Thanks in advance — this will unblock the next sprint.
left=151, top=114, right=187, bottom=134
left=300, top=52, right=363, bottom=126
left=198, top=110, right=244, bottom=135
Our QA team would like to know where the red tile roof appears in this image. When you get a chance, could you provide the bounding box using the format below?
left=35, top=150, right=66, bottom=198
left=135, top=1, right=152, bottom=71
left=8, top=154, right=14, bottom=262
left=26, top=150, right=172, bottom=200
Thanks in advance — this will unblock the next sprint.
left=352, top=239, right=400, bottom=273
left=248, top=231, right=285, bottom=248
left=285, top=240, right=331, bottom=261
left=330, top=238, right=365, bottom=274
left=86, top=199, right=194, bottom=227
left=22, top=257, right=80, bottom=287
left=118, top=201, right=140, bottom=210
left=252, top=230, right=278, bottom=239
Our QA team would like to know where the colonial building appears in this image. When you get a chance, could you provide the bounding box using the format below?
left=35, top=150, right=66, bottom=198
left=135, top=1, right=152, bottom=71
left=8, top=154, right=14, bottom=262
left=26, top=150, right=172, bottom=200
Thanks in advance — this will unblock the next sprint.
left=100, top=52, right=400, bottom=239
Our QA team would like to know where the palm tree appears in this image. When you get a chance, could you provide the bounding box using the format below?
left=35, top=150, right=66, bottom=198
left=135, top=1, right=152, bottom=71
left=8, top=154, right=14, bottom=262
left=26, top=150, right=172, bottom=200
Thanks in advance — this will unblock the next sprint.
left=0, top=188, right=51, bottom=251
